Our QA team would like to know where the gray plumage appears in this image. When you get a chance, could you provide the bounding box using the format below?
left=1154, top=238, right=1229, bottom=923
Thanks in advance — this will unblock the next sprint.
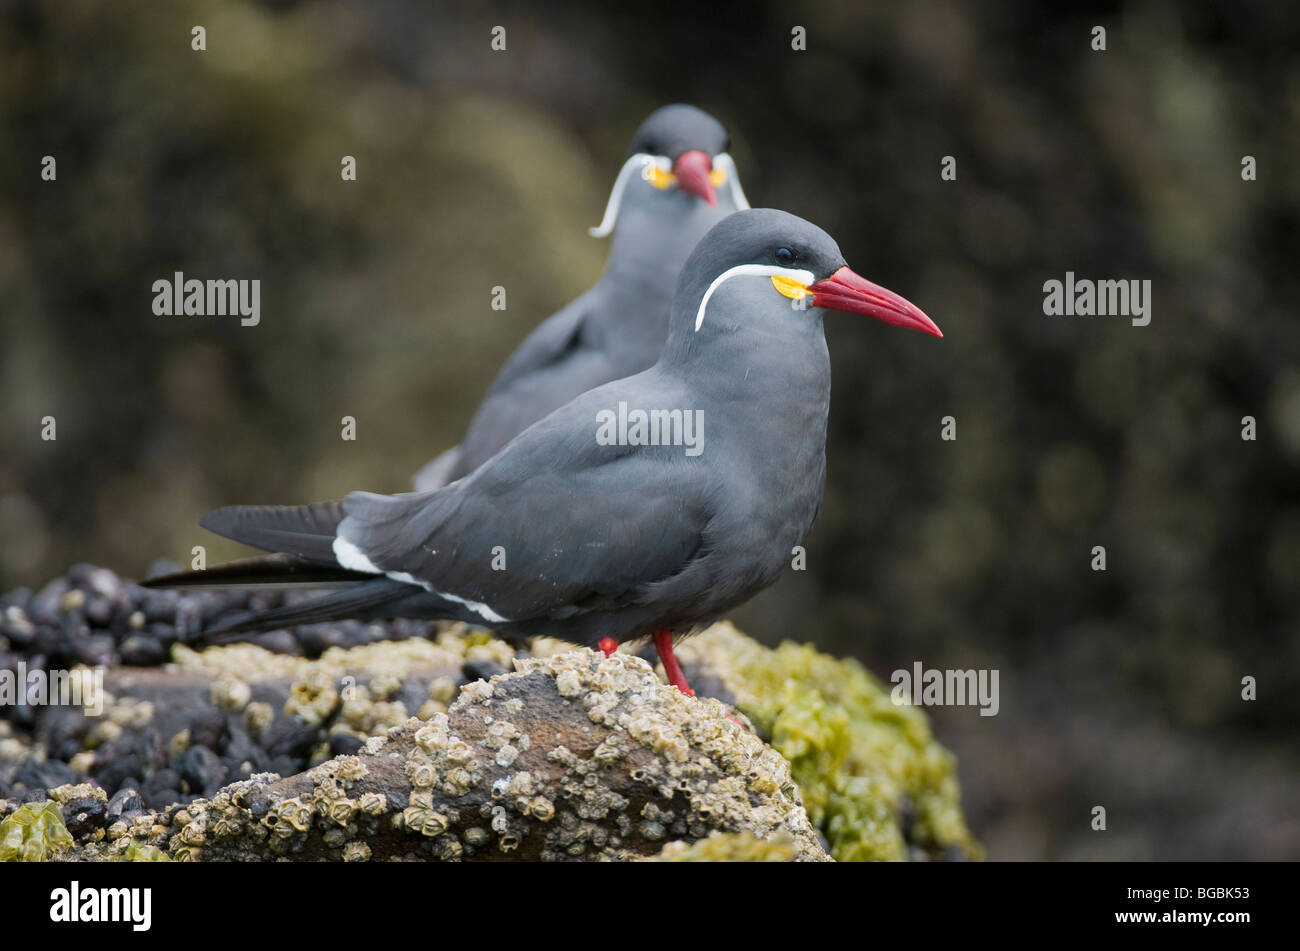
left=148, top=209, right=941, bottom=666
left=413, top=104, right=745, bottom=490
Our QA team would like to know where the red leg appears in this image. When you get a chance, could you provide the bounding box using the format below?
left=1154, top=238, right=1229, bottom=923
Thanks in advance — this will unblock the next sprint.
left=597, top=637, right=619, bottom=658
left=653, top=630, right=695, bottom=697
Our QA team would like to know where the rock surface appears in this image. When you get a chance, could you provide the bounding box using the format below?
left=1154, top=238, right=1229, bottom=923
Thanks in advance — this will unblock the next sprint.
left=1, top=566, right=979, bottom=861
left=165, top=651, right=827, bottom=861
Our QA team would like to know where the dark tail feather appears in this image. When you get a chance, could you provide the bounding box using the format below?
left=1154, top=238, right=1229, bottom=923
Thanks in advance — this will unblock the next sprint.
left=199, top=501, right=347, bottom=564
left=200, top=578, right=417, bottom=644
left=142, top=553, right=375, bottom=590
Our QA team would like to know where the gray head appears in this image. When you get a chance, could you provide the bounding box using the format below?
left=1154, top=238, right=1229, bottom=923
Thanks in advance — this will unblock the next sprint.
left=590, top=105, right=747, bottom=238
left=626, top=104, right=730, bottom=165
left=665, top=208, right=942, bottom=353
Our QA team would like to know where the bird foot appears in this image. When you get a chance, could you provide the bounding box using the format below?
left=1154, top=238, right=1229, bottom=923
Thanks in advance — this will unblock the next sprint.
left=597, top=637, right=619, bottom=658
left=652, top=630, right=695, bottom=697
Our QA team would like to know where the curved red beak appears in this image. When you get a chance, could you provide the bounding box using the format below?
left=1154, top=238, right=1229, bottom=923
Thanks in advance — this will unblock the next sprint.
left=810, top=266, right=942, bottom=337
left=672, top=149, right=717, bottom=206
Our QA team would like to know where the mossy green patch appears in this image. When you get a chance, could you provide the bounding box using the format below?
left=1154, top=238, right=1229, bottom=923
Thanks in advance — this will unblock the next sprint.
left=0, top=800, right=75, bottom=862
left=123, top=842, right=171, bottom=862
left=680, top=624, right=980, bottom=862
left=649, top=831, right=800, bottom=862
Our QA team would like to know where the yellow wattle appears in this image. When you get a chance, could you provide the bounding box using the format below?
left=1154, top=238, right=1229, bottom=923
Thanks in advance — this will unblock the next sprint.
left=645, top=165, right=675, bottom=190
left=646, top=165, right=726, bottom=190
left=771, top=275, right=810, bottom=300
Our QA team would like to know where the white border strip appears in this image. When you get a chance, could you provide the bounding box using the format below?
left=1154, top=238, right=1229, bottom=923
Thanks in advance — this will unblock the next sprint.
left=588, top=153, right=658, bottom=238
left=334, top=536, right=509, bottom=623
left=694, top=265, right=815, bottom=331
left=334, top=536, right=381, bottom=573
left=714, top=153, right=750, bottom=209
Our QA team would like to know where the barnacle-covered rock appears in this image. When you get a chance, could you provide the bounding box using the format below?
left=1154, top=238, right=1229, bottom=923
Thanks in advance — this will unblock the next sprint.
left=674, top=623, right=980, bottom=861
left=1, top=602, right=977, bottom=862
left=1, top=627, right=489, bottom=808
left=161, top=650, right=829, bottom=861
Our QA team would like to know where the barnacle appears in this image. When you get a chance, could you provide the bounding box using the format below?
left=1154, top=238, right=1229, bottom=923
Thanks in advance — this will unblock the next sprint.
left=415, top=721, right=449, bottom=753
left=211, top=675, right=251, bottom=712
left=348, top=792, right=383, bottom=817
left=369, top=672, right=402, bottom=701
left=402, top=805, right=449, bottom=838
left=335, top=756, right=368, bottom=784
left=327, top=800, right=357, bottom=825
left=284, top=670, right=340, bottom=726
left=244, top=701, right=274, bottom=738
left=263, top=796, right=313, bottom=837
left=444, top=741, right=473, bottom=766
left=428, top=677, right=458, bottom=704
left=407, top=759, right=439, bottom=789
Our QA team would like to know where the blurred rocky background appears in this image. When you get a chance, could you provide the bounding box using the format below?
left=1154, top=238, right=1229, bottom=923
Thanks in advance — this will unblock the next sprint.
left=1, top=0, right=1297, bottom=859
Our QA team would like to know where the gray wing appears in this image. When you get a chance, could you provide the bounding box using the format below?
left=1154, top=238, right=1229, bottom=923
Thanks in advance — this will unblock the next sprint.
left=485, top=288, right=596, bottom=396
left=412, top=289, right=602, bottom=490
left=411, top=445, right=463, bottom=491
left=452, top=288, right=627, bottom=479
left=349, top=384, right=715, bottom=623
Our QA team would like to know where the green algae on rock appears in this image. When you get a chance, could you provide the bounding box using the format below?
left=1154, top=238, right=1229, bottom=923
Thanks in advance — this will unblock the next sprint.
left=676, top=623, right=980, bottom=861
left=0, top=799, right=74, bottom=861
left=647, top=830, right=802, bottom=861
left=122, top=842, right=171, bottom=862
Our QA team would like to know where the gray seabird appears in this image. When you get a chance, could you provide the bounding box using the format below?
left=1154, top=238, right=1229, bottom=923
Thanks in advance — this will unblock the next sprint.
left=412, top=104, right=749, bottom=490
left=147, top=209, right=942, bottom=695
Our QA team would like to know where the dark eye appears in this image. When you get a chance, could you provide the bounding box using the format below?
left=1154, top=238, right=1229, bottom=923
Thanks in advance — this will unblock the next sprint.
left=775, top=247, right=796, bottom=266
left=644, top=141, right=659, bottom=155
